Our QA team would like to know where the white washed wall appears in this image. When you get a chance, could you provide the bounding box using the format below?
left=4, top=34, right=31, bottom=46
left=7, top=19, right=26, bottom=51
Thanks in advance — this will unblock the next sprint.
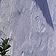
left=0, top=0, right=56, bottom=56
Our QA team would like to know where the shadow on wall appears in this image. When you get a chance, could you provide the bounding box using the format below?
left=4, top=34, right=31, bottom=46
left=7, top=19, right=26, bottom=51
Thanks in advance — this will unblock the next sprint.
left=0, top=0, right=1, bottom=2
left=34, top=0, right=54, bottom=30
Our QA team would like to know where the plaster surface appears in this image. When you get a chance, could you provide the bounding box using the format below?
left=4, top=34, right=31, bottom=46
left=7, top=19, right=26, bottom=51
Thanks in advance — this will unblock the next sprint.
left=0, top=0, right=56, bottom=56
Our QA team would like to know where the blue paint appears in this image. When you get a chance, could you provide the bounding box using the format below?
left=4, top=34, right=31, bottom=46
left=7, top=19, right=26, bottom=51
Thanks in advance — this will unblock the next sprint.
left=34, top=0, right=54, bottom=29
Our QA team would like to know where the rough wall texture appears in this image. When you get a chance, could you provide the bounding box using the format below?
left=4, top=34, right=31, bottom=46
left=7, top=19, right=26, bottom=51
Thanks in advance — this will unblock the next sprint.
left=0, top=0, right=56, bottom=56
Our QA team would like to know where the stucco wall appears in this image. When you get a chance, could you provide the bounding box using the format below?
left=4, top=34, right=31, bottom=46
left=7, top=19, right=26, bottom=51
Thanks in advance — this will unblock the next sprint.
left=0, top=0, right=56, bottom=56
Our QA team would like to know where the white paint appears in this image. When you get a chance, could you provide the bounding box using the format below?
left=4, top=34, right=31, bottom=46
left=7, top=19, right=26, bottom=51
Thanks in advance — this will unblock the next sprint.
left=8, top=31, right=12, bottom=38
left=10, top=41, right=13, bottom=56
left=30, top=1, right=34, bottom=11
left=41, top=45, right=45, bottom=51
left=1, top=0, right=56, bottom=56
left=41, top=27, right=46, bottom=33
left=0, top=18, right=1, bottom=22
left=22, top=52, right=24, bottom=56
